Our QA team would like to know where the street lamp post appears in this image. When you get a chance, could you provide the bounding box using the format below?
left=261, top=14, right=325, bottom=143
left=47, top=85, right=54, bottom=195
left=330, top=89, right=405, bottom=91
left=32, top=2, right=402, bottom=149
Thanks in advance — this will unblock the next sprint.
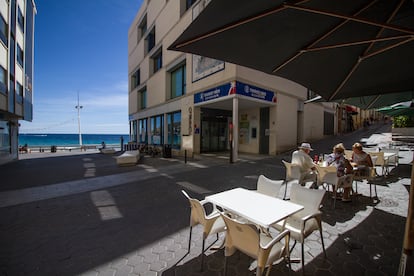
left=75, top=92, right=83, bottom=146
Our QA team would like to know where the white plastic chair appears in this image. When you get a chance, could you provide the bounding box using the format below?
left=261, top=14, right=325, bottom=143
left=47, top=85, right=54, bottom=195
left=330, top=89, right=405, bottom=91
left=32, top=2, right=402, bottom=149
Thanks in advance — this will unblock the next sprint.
left=382, top=148, right=399, bottom=167
left=181, top=190, right=226, bottom=270
left=369, top=151, right=389, bottom=176
left=272, top=184, right=326, bottom=275
left=282, top=160, right=304, bottom=199
left=221, top=211, right=291, bottom=276
left=353, top=166, right=378, bottom=198
left=315, top=165, right=353, bottom=208
left=256, top=174, right=283, bottom=198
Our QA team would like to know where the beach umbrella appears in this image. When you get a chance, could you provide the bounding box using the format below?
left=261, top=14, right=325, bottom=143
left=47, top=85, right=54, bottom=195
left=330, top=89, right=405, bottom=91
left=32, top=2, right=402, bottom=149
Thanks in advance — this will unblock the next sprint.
left=377, top=101, right=414, bottom=116
left=168, top=0, right=414, bottom=273
left=340, top=92, right=414, bottom=110
left=306, top=91, right=414, bottom=109
left=169, top=0, right=414, bottom=101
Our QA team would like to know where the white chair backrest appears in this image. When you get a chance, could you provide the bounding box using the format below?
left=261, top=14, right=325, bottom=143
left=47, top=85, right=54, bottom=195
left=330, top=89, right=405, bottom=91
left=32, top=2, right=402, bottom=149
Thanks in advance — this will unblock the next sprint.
left=282, top=160, right=303, bottom=182
left=382, top=148, right=399, bottom=165
left=221, top=212, right=260, bottom=258
left=369, top=151, right=384, bottom=166
left=256, top=175, right=283, bottom=197
left=290, top=184, right=326, bottom=215
left=182, top=190, right=207, bottom=227
left=315, top=165, right=337, bottom=186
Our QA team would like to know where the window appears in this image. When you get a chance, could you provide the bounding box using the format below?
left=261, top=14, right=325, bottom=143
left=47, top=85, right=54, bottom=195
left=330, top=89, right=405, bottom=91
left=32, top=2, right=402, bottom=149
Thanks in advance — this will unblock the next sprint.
left=131, top=69, right=140, bottom=90
left=167, top=111, right=181, bottom=149
left=150, top=115, right=163, bottom=145
left=152, top=49, right=162, bottom=73
left=131, top=120, right=138, bottom=142
left=17, top=44, right=23, bottom=67
left=0, top=15, right=7, bottom=45
left=138, top=118, right=148, bottom=143
left=9, top=75, right=14, bottom=113
left=9, top=36, right=15, bottom=74
left=17, top=8, right=24, bottom=32
left=145, top=27, right=155, bottom=54
left=16, top=81, right=23, bottom=104
left=171, top=64, right=186, bottom=98
left=137, top=15, right=147, bottom=42
left=139, top=89, right=147, bottom=109
left=0, top=66, right=6, bottom=94
left=0, top=121, right=11, bottom=154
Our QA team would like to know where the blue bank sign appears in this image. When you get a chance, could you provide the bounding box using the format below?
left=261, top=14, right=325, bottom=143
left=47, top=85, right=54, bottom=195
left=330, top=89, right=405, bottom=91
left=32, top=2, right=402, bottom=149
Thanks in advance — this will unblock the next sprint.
left=194, top=81, right=276, bottom=104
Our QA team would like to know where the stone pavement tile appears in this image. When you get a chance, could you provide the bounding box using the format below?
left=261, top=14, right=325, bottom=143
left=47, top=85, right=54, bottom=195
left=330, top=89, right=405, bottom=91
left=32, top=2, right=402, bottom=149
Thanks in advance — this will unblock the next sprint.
left=1, top=122, right=413, bottom=276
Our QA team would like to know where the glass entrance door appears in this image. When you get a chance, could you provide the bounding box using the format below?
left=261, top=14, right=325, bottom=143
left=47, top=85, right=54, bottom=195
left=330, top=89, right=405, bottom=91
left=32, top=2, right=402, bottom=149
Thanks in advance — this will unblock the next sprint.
left=201, top=120, right=228, bottom=152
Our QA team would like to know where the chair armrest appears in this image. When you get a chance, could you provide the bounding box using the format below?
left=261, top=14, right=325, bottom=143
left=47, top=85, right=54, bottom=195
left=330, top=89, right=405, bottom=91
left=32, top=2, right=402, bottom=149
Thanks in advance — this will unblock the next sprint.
left=200, top=199, right=222, bottom=213
left=301, top=211, right=322, bottom=222
left=261, top=229, right=290, bottom=250
left=300, top=211, right=322, bottom=230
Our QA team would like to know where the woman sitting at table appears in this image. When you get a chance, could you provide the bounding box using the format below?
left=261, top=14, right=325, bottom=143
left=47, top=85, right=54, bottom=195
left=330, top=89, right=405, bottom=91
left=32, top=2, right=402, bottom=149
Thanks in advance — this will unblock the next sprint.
left=326, top=143, right=353, bottom=202
left=351, top=142, right=373, bottom=177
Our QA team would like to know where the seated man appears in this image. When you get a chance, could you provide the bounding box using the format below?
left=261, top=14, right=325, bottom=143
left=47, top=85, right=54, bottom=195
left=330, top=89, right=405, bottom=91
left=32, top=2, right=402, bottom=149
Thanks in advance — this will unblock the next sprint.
left=291, top=142, right=317, bottom=187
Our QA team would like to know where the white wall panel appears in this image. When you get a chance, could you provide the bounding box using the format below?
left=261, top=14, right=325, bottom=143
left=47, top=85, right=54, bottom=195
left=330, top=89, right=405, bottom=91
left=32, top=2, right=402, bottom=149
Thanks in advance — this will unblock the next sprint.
left=0, top=0, right=8, bottom=22
left=17, top=0, right=25, bottom=12
left=0, top=44, right=7, bottom=69
left=16, top=28, right=24, bottom=49
left=16, top=65, right=23, bottom=84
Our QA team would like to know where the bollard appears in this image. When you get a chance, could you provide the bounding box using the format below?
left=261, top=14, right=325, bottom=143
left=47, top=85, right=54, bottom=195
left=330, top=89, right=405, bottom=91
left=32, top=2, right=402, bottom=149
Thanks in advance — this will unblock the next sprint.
left=185, top=149, right=187, bottom=164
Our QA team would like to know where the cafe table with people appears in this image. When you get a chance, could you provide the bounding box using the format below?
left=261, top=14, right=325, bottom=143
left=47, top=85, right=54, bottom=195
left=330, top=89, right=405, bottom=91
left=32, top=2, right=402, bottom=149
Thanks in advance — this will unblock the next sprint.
left=313, top=141, right=397, bottom=203
left=314, top=143, right=354, bottom=205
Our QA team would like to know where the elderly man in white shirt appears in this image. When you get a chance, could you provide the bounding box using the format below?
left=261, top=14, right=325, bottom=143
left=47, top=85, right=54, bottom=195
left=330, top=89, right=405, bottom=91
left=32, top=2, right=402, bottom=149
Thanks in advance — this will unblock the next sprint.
left=291, top=142, right=317, bottom=187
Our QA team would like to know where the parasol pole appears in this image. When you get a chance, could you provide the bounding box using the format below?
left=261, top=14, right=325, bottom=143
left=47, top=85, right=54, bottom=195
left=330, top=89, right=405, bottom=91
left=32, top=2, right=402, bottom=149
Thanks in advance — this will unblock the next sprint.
left=399, top=151, right=414, bottom=276
left=75, top=91, right=83, bottom=146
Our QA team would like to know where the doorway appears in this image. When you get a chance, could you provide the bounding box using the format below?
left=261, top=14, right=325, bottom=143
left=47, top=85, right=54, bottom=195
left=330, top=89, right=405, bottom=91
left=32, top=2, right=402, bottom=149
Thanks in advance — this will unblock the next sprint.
left=200, top=108, right=232, bottom=153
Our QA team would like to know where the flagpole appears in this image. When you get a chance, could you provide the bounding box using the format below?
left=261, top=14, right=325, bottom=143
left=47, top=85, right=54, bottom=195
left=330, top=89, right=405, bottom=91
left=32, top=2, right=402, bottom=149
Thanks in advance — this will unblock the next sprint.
left=75, top=91, right=83, bottom=146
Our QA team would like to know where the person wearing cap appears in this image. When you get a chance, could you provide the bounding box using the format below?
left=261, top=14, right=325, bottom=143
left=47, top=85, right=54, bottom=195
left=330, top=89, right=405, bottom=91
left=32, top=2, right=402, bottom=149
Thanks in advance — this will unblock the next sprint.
left=291, top=142, right=317, bottom=186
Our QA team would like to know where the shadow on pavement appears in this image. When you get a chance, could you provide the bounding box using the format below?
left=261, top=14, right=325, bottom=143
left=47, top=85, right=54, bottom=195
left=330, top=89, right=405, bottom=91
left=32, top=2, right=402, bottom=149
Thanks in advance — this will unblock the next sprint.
left=0, top=179, right=190, bottom=276
left=162, top=209, right=407, bottom=276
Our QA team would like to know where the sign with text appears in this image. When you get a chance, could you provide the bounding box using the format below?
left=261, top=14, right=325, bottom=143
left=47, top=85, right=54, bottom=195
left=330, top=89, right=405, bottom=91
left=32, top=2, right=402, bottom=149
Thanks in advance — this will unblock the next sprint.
left=194, top=81, right=276, bottom=104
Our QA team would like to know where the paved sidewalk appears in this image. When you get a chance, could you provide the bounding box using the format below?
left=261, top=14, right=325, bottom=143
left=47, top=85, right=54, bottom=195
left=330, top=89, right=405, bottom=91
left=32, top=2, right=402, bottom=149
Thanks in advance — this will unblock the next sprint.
left=0, top=123, right=413, bottom=276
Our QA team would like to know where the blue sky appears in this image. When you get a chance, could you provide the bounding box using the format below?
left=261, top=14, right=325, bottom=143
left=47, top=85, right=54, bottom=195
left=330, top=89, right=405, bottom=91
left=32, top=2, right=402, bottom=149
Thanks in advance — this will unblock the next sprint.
left=19, top=0, right=143, bottom=134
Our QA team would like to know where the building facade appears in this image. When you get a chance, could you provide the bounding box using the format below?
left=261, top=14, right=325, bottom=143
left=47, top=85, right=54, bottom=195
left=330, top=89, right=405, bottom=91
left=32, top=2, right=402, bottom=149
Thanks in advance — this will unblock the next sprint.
left=128, top=0, right=337, bottom=160
left=0, top=0, right=36, bottom=165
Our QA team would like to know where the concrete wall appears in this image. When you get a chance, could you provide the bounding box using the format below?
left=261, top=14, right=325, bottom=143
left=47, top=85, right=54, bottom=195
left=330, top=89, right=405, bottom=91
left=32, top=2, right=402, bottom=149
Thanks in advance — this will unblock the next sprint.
left=238, top=108, right=260, bottom=153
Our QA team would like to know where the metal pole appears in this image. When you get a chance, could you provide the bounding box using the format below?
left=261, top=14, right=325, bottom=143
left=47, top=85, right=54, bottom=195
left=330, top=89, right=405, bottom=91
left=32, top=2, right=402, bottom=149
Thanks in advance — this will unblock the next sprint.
left=75, top=92, right=83, bottom=146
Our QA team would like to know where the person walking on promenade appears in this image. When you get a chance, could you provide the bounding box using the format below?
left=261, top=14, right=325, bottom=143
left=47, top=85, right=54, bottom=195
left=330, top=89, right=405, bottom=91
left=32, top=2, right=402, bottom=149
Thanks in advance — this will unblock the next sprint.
left=291, top=142, right=317, bottom=187
left=120, top=136, right=124, bottom=152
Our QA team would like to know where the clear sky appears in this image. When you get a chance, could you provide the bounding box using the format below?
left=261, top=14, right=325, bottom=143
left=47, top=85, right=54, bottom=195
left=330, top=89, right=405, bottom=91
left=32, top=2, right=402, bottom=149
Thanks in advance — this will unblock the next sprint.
left=19, top=0, right=143, bottom=134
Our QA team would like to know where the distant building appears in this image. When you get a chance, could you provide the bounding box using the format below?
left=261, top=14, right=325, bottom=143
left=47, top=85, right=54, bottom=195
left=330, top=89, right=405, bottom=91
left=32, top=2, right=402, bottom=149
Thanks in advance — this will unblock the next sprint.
left=128, top=0, right=337, bottom=160
left=0, top=0, right=36, bottom=165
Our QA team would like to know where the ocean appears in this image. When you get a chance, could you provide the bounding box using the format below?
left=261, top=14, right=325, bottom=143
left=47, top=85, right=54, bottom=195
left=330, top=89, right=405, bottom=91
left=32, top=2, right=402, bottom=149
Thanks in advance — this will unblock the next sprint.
left=19, top=133, right=130, bottom=148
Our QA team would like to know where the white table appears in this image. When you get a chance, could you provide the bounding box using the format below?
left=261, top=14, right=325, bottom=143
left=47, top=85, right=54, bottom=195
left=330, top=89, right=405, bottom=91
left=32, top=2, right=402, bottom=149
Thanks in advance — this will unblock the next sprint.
left=205, top=188, right=303, bottom=228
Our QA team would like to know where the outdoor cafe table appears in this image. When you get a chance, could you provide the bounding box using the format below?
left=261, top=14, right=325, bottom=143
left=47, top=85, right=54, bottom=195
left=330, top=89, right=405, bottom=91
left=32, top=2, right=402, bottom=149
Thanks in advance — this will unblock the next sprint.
left=205, top=187, right=303, bottom=229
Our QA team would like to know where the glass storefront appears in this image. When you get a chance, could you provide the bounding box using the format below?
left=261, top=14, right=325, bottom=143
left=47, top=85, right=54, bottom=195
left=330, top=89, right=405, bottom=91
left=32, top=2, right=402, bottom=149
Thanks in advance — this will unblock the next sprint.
left=200, top=108, right=231, bottom=152
left=167, top=111, right=181, bottom=149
